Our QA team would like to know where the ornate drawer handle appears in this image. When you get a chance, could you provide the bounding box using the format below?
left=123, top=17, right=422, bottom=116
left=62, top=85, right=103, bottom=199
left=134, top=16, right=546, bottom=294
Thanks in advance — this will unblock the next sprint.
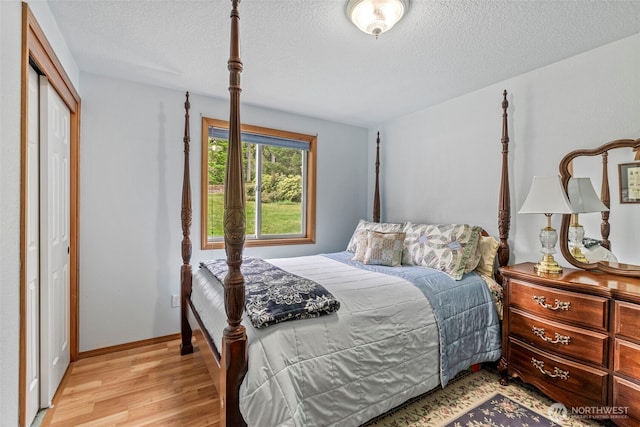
left=532, top=326, right=571, bottom=345
left=532, top=295, right=571, bottom=311
left=531, top=357, right=570, bottom=380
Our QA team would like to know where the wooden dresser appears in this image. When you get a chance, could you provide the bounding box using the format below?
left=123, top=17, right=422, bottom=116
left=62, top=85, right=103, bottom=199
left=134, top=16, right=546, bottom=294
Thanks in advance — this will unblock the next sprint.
left=499, top=263, right=640, bottom=425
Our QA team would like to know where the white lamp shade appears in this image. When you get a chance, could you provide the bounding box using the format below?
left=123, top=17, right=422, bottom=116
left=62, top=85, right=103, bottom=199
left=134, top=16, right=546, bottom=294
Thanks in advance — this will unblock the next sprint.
left=519, top=175, right=574, bottom=215
left=346, top=0, right=408, bottom=36
left=567, top=177, right=609, bottom=213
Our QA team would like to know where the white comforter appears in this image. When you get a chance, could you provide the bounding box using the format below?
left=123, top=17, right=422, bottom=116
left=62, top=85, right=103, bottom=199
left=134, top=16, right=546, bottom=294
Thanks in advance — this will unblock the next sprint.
left=191, top=255, right=443, bottom=426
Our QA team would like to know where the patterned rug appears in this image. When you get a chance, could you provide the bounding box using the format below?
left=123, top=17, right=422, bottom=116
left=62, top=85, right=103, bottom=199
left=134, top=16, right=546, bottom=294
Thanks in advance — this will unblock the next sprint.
left=446, top=392, right=567, bottom=426
left=364, top=369, right=610, bottom=427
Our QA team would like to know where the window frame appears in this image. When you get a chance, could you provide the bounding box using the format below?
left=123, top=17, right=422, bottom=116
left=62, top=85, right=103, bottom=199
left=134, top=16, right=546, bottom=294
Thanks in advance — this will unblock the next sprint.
left=201, top=117, right=317, bottom=250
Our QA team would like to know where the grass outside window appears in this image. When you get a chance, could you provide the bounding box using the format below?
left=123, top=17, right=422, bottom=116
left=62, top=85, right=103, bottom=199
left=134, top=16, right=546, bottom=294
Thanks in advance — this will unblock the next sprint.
left=201, top=117, right=316, bottom=249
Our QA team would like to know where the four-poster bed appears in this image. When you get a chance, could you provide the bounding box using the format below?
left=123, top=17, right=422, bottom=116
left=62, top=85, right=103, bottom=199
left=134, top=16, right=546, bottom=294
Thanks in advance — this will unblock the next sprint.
left=179, top=1, right=512, bottom=425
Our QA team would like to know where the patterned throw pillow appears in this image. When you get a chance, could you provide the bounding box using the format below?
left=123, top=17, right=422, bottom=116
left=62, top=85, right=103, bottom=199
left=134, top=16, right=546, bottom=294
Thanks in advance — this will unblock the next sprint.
left=351, top=229, right=369, bottom=262
left=346, top=219, right=404, bottom=253
left=363, top=231, right=406, bottom=267
left=475, top=235, right=500, bottom=277
left=464, top=240, right=483, bottom=274
left=402, top=223, right=483, bottom=280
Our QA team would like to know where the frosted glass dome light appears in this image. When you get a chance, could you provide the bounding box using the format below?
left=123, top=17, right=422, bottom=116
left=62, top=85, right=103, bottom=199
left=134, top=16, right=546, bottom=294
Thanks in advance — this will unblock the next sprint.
left=346, top=0, right=409, bottom=37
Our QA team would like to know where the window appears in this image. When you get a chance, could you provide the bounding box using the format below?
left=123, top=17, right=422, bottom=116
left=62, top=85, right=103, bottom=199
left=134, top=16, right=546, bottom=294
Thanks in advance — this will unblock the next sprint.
left=201, top=117, right=316, bottom=249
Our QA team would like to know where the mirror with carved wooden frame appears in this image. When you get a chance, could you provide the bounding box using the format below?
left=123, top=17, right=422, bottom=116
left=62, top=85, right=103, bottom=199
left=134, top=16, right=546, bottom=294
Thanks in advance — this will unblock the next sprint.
left=559, top=138, right=640, bottom=277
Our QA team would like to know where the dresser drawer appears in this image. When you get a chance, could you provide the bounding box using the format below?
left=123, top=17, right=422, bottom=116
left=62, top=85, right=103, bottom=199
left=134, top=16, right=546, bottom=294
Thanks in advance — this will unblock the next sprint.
left=612, top=376, right=640, bottom=425
left=615, top=301, right=640, bottom=342
left=614, top=338, right=640, bottom=379
left=509, top=308, right=608, bottom=367
left=509, top=279, right=608, bottom=331
left=508, top=338, right=608, bottom=405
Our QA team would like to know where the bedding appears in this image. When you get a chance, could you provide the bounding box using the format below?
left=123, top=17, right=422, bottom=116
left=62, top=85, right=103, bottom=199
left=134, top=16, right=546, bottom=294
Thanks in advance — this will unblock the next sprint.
left=352, top=230, right=406, bottom=266
left=401, top=223, right=483, bottom=280
left=363, top=231, right=405, bottom=266
left=191, top=252, right=501, bottom=427
left=346, top=219, right=404, bottom=253
left=326, top=251, right=501, bottom=385
left=200, top=257, right=340, bottom=329
left=476, top=235, right=500, bottom=277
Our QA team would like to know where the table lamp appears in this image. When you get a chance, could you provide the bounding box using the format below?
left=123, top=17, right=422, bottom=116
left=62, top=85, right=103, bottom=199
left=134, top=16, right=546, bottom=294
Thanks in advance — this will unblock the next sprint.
left=566, top=177, right=609, bottom=263
left=519, top=175, right=574, bottom=274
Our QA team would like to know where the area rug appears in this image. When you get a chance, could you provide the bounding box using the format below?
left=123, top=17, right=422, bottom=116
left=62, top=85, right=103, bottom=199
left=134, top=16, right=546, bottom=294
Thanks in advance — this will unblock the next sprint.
left=364, top=369, right=608, bottom=426
left=445, top=392, right=565, bottom=426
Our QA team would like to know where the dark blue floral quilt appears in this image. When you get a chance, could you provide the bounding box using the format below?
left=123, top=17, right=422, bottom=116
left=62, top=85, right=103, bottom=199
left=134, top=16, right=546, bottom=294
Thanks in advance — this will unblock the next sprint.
left=200, top=257, right=340, bottom=329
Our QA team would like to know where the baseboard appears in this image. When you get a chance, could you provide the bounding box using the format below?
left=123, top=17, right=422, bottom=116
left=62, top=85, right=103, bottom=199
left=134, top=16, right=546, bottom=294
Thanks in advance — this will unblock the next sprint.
left=78, top=333, right=181, bottom=359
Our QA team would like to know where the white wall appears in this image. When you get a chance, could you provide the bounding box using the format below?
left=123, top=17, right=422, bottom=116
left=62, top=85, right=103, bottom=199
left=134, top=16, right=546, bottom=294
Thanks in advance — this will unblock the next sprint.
left=26, top=0, right=79, bottom=86
left=0, top=3, right=22, bottom=425
left=78, top=72, right=369, bottom=351
left=0, top=1, right=79, bottom=425
left=373, top=34, right=640, bottom=267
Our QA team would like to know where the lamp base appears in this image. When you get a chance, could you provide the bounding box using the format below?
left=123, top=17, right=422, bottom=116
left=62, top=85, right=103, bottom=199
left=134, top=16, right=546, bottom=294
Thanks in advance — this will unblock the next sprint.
left=534, top=253, right=563, bottom=274
left=568, top=221, right=588, bottom=263
left=570, top=246, right=588, bottom=263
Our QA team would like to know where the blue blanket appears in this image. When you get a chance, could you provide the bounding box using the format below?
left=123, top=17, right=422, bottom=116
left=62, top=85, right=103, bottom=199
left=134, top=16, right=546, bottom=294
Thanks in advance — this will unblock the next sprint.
left=324, top=251, right=501, bottom=386
left=200, top=257, right=340, bottom=329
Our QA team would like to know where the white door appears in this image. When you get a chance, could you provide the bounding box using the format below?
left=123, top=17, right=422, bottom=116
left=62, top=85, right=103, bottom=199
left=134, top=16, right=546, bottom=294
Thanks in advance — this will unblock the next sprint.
left=25, top=66, right=41, bottom=425
left=39, top=75, right=71, bottom=407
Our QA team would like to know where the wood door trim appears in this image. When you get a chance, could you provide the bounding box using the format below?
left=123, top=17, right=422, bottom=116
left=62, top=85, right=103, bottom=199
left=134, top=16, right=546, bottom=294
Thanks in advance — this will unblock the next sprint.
left=20, top=3, right=81, bottom=426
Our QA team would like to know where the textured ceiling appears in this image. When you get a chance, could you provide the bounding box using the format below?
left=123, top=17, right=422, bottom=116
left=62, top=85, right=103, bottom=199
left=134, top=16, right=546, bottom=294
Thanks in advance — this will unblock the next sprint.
left=47, top=0, right=640, bottom=128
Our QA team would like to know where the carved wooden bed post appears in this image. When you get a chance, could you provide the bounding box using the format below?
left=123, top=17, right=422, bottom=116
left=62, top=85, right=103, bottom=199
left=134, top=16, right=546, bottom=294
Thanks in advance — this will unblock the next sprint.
left=497, top=90, right=511, bottom=280
left=373, top=131, right=381, bottom=223
left=220, top=1, right=248, bottom=425
left=496, top=90, right=511, bottom=383
left=180, top=92, right=194, bottom=355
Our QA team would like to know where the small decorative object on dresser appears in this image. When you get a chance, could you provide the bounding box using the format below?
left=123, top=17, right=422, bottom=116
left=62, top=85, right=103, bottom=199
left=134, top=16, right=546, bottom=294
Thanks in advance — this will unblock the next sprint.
left=498, top=263, right=640, bottom=426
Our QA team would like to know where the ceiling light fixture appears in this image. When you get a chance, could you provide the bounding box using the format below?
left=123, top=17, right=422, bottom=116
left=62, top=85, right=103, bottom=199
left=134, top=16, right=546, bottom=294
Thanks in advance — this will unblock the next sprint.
left=346, top=0, right=409, bottom=38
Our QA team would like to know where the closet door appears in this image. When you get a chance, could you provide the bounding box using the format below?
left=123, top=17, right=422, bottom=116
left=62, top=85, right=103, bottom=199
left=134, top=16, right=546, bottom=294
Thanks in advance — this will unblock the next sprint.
left=39, top=76, right=71, bottom=406
left=25, top=65, right=41, bottom=424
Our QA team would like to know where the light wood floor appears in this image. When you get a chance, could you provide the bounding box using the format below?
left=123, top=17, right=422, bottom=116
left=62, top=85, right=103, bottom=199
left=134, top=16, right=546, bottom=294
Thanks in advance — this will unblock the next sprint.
left=42, top=338, right=220, bottom=426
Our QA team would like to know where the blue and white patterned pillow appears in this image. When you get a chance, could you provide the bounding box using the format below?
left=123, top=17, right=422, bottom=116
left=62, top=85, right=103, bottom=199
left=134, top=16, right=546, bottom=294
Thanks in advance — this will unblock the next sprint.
left=402, top=223, right=482, bottom=280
